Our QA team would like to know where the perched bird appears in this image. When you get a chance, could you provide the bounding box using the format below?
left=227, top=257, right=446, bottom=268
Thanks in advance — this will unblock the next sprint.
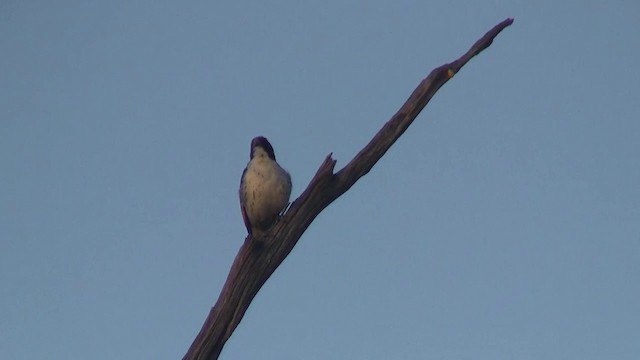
left=239, top=136, right=292, bottom=237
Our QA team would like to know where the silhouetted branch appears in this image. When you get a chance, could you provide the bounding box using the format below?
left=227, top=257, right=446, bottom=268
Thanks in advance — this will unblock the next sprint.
left=183, top=18, right=513, bottom=360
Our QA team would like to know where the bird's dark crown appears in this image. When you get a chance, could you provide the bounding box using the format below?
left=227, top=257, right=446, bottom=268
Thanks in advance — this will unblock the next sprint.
left=250, top=136, right=276, bottom=160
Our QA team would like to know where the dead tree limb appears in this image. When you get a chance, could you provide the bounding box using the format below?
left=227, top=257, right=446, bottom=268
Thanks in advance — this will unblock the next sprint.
left=183, top=18, right=514, bottom=360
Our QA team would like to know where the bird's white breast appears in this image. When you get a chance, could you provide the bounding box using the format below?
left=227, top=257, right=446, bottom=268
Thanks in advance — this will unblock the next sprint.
left=241, top=156, right=292, bottom=230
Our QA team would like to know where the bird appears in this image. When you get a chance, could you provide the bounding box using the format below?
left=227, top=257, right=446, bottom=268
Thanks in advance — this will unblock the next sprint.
left=239, top=136, right=292, bottom=237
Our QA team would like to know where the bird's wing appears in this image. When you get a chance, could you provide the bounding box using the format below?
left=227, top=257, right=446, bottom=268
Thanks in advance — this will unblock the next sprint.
left=239, top=168, right=252, bottom=234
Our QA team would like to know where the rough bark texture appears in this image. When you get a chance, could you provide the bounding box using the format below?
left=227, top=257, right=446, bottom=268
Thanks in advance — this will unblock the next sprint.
left=183, top=18, right=514, bottom=360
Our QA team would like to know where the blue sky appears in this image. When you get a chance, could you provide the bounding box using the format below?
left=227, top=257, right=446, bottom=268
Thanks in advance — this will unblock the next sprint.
left=1, top=1, right=639, bottom=359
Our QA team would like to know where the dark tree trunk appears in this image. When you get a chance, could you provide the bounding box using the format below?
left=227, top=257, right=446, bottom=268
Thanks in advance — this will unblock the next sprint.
left=183, top=18, right=514, bottom=360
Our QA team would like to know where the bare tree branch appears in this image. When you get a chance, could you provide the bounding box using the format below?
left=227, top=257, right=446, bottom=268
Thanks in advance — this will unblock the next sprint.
left=183, top=18, right=514, bottom=360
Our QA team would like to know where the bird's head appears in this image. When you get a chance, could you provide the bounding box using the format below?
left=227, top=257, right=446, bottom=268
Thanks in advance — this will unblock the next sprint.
left=250, top=136, right=276, bottom=161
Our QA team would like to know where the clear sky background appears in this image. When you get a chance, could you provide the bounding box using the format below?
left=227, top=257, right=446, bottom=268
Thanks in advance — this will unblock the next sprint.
left=1, top=1, right=639, bottom=359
